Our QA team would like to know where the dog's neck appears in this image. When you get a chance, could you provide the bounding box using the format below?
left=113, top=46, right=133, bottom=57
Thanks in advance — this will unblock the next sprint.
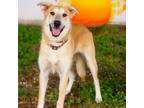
left=42, top=34, right=69, bottom=50
left=48, top=40, right=68, bottom=50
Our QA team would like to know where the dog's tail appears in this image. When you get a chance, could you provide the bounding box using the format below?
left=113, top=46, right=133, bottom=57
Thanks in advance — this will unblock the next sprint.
left=76, top=55, right=86, bottom=81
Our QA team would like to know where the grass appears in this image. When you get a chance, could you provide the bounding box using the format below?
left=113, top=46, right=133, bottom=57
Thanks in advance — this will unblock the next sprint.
left=18, top=24, right=126, bottom=108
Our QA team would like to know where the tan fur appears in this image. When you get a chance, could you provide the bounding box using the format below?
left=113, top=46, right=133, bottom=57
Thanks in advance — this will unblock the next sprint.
left=75, top=54, right=86, bottom=81
left=37, top=2, right=102, bottom=108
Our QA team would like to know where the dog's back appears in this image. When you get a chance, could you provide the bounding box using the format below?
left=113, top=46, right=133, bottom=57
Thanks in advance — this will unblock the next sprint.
left=71, top=23, right=94, bottom=54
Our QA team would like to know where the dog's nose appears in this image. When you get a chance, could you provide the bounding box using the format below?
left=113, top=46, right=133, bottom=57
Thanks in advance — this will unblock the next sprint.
left=54, top=20, right=61, bottom=28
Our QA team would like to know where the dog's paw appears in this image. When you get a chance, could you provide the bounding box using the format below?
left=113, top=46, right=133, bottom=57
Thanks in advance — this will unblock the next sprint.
left=37, top=103, right=44, bottom=108
left=65, top=89, right=71, bottom=95
left=56, top=103, right=63, bottom=108
left=95, top=95, right=102, bottom=103
left=65, top=86, right=72, bottom=95
left=56, top=106, right=63, bottom=108
left=37, top=105, right=43, bottom=108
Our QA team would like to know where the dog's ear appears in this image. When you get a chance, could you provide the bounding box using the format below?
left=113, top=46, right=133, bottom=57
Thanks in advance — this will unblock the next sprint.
left=38, top=2, right=52, bottom=13
left=68, top=6, right=78, bottom=18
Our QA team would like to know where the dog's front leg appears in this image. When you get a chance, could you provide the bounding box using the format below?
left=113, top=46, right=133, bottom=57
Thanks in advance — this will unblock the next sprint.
left=37, top=70, right=49, bottom=108
left=37, top=58, right=49, bottom=108
left=57, top=69, right=69, bottom=108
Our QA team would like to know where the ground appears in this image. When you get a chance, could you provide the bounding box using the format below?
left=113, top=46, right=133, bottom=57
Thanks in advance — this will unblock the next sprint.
left=18, top=24, right=126, bottom=108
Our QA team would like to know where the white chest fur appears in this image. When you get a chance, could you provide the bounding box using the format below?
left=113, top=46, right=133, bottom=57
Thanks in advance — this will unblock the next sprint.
left=48, top=50, right=59, bottom=64
left=48, top=48, right=73, bottom=75
left=39, top=39, right=73, bottom=75
left=47, top=50, right=61, bottom=74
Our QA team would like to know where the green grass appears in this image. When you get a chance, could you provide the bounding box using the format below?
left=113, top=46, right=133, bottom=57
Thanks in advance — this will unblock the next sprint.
left=18, top=24, right=126, bottom=108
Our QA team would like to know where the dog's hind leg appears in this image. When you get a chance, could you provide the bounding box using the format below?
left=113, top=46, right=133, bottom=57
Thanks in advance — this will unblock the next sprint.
left=83, top=48, right=102, bottom=103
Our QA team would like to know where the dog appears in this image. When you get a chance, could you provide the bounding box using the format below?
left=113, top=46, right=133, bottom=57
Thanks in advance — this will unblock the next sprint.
left=37, top=1, right=102, bottom=108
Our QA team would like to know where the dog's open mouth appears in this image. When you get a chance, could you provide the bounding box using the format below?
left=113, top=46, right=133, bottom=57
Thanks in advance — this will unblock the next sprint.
left=49, top=24, right=65, bottom=37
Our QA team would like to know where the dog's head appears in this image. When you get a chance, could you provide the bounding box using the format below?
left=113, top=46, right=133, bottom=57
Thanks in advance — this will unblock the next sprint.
left=38, top=2, right=78, bottom=42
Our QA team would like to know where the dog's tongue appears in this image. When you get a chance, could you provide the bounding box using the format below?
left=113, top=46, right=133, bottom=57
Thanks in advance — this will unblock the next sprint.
left=52, top=28, right=61, bottom=36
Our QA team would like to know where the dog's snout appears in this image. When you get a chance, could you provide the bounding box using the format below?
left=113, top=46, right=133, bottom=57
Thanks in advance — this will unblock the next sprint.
left=54, top=20, right=61, bottom=28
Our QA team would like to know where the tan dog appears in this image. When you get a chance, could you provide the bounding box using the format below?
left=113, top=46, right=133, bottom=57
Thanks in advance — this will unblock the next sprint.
left=37, top=2, right=102, bottom=108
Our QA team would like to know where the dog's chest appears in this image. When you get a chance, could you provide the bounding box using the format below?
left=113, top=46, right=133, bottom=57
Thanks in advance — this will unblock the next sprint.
left=47, top=50, right=63, bottom=74
left=48, top=51, right=59, bottom=64
left=47, top=46, right=68, bottom=64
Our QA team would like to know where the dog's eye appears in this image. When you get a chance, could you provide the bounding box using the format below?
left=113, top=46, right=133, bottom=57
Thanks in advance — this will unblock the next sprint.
left=50, top=12, right=55, bottom=16
left=63, top=13, right=67, bottom=17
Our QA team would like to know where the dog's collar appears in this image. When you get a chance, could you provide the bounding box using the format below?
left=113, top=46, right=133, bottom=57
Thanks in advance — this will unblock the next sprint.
left=49, top=40, right=68, bottom=50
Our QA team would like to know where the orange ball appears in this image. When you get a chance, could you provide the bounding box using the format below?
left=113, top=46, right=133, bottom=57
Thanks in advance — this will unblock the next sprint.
left=71, top=0, right=111, bottom=26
